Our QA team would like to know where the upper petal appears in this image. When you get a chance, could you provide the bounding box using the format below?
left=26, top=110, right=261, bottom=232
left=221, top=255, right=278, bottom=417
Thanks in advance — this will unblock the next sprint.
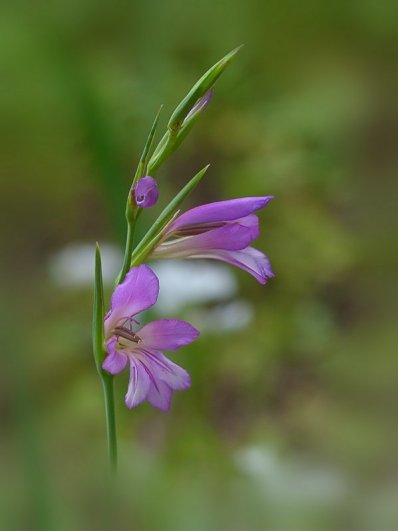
left=138, top=319, right=199, bottom=351
left=125, top=358, right=151, bottom=409
left=168, top=197, right=273, bottom=233
left=104, top=265, right=159, bottom=338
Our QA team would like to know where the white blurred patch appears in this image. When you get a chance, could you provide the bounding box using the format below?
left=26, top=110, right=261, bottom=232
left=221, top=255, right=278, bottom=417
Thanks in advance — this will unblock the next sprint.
left=235, top=445, right=349, bottom=505
left=191, top=300, right=254, bottom=334
left=151, top=260, right=237, bottom=313
left=48, top=242, right=123, bottom=287
left=48, top=247, right=238, bottom=315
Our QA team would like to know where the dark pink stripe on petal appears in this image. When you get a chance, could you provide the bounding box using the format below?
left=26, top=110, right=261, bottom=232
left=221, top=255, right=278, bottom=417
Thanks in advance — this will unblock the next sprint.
left=139, top=349, right=191, bottom=391
left=125, top=359, right=151, bottom=409
left=146, top=380, right=173, bottom=412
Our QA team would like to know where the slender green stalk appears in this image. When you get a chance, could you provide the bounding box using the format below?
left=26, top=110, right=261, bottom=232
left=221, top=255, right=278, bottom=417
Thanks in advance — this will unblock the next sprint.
left=101, top=374, right=117, bottom=472
left=117, top=221, right=136, bottom=284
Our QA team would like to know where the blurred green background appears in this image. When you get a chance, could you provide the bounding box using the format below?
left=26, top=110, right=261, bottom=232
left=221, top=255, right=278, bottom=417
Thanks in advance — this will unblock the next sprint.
left=1, top=0, right=398, bottom=529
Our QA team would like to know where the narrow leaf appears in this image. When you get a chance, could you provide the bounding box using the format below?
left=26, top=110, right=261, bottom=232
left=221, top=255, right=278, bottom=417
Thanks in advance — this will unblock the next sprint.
left=92, top=243, right=105, bottom=374
left=131, top=164, right=210, bottom=266
left=132, top=105, right=163, bottom=185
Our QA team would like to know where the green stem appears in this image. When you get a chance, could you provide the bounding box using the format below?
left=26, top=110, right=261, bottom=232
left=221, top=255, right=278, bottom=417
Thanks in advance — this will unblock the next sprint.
left=101, top=374, right=117, bottom=473
left=118, top=220, right=135, bottom=284
left=93, top=245, right=118, bottom=473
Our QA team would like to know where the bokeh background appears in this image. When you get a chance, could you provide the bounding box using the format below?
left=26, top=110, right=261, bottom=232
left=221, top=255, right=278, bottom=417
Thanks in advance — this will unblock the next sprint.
left=1, top=1, right=398, bottom=529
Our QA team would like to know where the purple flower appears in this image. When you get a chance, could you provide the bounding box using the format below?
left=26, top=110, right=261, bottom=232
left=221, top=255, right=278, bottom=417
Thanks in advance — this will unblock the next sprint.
left=151, top=197, right=275, bottom=284
left=102, top=265, right=199, bottom=411
left=133, top=176, right=159, bottom=208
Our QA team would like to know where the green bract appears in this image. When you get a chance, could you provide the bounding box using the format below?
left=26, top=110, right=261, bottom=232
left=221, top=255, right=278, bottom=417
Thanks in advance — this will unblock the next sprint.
left=147, top=46, right=242, bottom=174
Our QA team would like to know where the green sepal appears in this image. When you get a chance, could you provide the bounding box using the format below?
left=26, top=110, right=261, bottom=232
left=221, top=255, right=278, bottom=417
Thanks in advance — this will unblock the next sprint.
left=92, top=243, right=105, bottom=374
left=167, top=46, right=242, bottom=132
left=131, top=164, right=210, bottom=266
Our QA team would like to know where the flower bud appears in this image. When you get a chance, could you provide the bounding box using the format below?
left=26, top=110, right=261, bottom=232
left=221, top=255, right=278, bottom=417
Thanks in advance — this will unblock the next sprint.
left=133, top=176, right=159, bottom=208
left=184, top=89, right=213, bottom=124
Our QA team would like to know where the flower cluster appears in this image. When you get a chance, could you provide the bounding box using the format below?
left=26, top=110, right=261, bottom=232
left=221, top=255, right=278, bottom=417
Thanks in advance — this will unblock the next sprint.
left=101, top=194, right=273, bottom=410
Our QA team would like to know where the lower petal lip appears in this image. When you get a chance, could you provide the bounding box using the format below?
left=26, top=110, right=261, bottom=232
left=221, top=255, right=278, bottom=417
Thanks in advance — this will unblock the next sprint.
left=154, top=247, right=274, bottom=284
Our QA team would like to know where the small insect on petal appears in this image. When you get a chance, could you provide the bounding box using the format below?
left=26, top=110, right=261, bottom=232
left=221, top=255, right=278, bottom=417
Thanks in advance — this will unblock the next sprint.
left=133, top=176, right=159, bottom=208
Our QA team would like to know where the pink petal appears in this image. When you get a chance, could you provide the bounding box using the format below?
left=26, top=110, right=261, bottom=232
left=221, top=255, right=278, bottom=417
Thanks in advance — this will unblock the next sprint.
left=125, top=359, right=151, bottom=409
left=140, top=349, right=191, bottom=390
left=167, top=197, right=273, bottom=233
left=235, top=214, right=260, bottom=241
left=102, top=338, right=128, bottom=374
left=184, top=247, right=275, bottom=284
left=104, top=265, right=159, bottom=338
left=146, top=380, right=173, bottom=411
left=156, top=222, right=257, bottom=259
left=138, top=319, right=199, bottom=351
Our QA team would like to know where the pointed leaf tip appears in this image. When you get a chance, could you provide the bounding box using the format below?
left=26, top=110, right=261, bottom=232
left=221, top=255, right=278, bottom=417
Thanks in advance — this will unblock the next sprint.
left=167, top=47, right=241, bottom=132
left=228, top=44, right=244, bottom=56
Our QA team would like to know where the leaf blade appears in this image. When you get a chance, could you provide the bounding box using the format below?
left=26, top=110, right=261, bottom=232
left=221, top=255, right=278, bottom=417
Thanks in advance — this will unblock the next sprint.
left=92, top=243, right=105, bottom=374
left=131, top=164, right=210, bottom=265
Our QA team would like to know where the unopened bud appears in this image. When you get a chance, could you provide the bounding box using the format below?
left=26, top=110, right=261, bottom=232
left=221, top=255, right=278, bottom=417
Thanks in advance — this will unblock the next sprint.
left=133, top=176, right=159, bottom=208
left=184, top=89, right=213, bottom=123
